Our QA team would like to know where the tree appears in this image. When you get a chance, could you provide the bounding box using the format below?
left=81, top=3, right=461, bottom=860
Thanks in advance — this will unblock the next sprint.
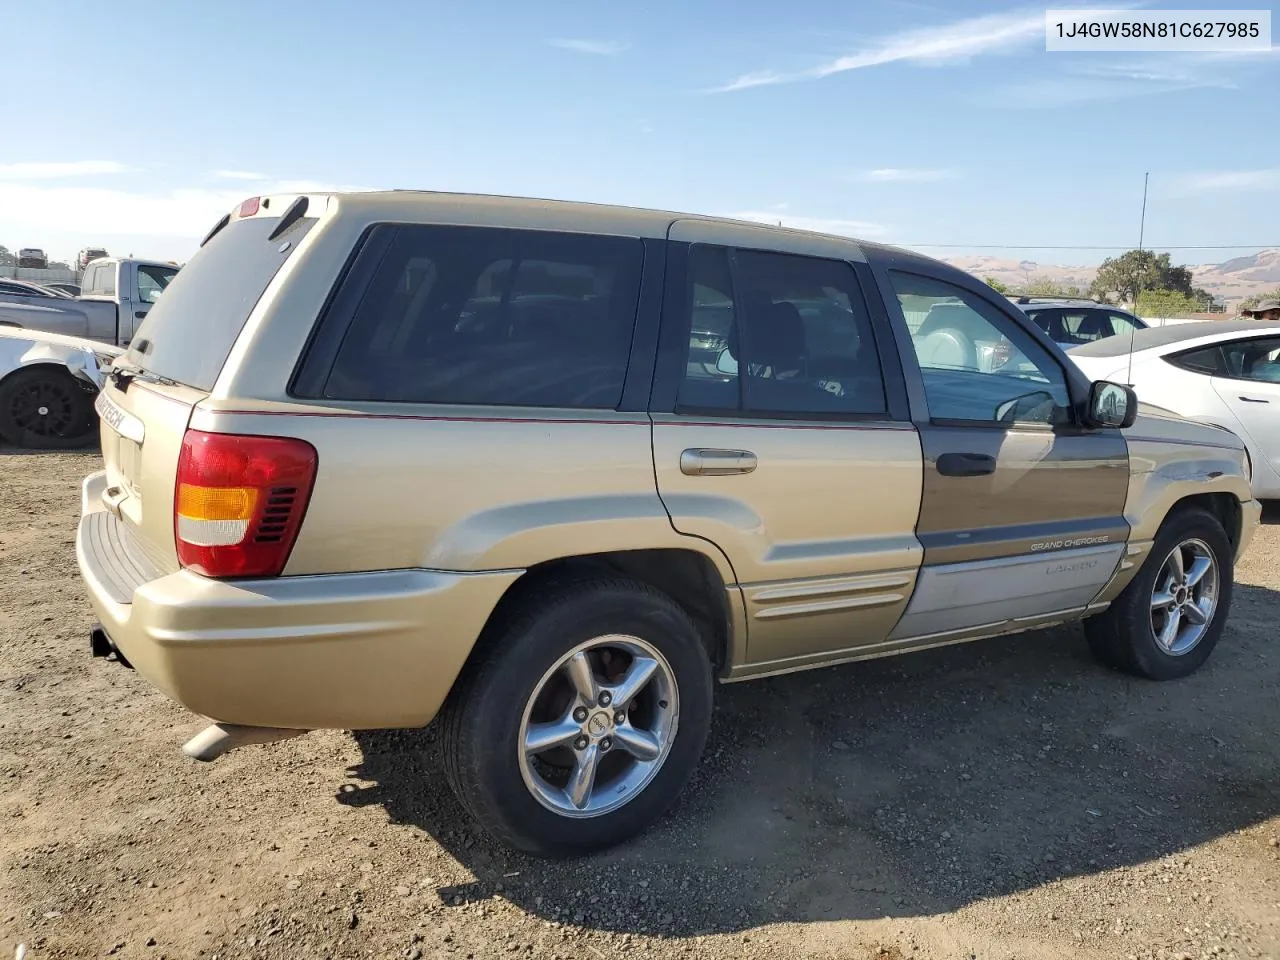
left=0, top=246, right=13, bottom=267
left=1241, top=288, right=1280, bottom=311
left=1021, top=275, right=1091, bottom=298
left=1136, top=290, right=1202, bottom=318
left=1090, top=249, right=1195, bottom=305
left=983, top=276, right=1010, bottom=295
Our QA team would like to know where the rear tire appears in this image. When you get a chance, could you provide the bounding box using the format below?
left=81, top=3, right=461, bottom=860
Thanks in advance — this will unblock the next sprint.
left=1084, top=506, right=1233, bottom=680
left=0, top=367, right=98, bottom=450
left=441, top=575, right=714, bottom=857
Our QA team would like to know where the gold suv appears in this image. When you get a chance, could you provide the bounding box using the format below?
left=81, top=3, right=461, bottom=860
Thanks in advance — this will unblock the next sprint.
left=76, top=191, right=1261, bottom=856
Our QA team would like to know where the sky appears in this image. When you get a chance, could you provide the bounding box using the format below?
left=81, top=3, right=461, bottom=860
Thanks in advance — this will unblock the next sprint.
left=1, top=0, right=1277, bottom=268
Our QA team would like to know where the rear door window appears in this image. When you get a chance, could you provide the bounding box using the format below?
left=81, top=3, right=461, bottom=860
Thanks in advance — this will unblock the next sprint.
left=1059, top=310, right=1118, bottom=342
left=316, top=225, right=644, bottom=409
left=126, top=215, right=316, bottom=390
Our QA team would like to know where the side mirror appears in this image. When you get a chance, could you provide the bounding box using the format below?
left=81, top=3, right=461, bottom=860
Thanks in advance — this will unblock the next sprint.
left=1087, top=380, right=1138, bottom=429
left=715, top=347, right=739, bottom=377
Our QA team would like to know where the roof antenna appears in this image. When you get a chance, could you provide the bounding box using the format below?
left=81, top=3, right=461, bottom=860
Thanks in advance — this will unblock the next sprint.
left=1125, top=171, right=1149, bottom=388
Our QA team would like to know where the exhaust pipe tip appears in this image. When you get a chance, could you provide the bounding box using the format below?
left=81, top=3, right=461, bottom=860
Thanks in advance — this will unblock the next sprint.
left=89, top=625, right=112, bottom=658
left=182, top=723, right=309, bottom=762
left=89, top=624, right=133, bottom=668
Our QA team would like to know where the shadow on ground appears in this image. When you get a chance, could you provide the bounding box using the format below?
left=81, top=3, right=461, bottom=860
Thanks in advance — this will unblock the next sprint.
left=0, top=441, right=100, bottom=457
left=341, top=585, right=1280, bottom=937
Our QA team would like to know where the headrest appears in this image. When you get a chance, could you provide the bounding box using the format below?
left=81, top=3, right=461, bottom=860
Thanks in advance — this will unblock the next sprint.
left=737, top=296, right=806, bottom=367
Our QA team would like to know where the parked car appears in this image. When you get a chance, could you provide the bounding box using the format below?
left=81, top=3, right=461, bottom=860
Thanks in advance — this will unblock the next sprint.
left=77, top=247, right=110, bottom=273
left=43, top=282, right=82, bottom=298
left=1010, top=296, right=1147, bottom=348
left=0, top=327, right=121, bottom=448
left=1070, top=318, right=1280, bottom=498
left=17, top=247, right=48, bottom=269
left=0, top=278, right=69, bottom=300
left=0, top=257, right=178, bottom=346
left=77, top=191, right=1260, bottom=857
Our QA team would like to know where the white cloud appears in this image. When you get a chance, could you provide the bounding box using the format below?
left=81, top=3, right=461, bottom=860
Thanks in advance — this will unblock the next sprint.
left=212, top=169, right=269, bottom=181
left=859, top=167, right=957, bottom=183
left=716, top=70, right=787, bottom=93
left=713, top=8, right=1048, bottom=92
left=0, top=160, right=132, bottom=179
left=548, top=38, right=629, bottom=56
left=1173, top=169, right=1280, bottom=192
left=984, top=56, right=1236, bottom=107
left=0, top=177, right=377, bottom=251
left=729, top=209, right=887, bottom=238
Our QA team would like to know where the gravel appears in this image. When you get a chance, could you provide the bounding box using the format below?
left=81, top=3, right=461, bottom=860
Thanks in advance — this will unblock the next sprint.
left=2, top=449, right=1280, bottom=959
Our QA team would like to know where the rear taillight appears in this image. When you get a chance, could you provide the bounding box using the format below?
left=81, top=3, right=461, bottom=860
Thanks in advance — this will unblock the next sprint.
left=174, top=430, right=317, bottom=579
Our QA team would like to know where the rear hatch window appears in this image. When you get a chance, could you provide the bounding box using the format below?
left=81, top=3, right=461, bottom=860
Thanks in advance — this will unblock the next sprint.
left=126, top=210, right=316, bottom=390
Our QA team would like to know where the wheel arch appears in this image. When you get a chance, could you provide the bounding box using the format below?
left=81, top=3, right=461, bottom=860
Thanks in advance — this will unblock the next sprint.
left=1164, top=491, right=1243, bottom=552
left=0, top=358, right=92, bottom=386
left=476, top=547, right=741, bottom=678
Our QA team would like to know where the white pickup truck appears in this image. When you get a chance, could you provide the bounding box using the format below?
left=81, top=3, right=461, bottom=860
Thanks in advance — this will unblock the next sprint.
left=0, top=257, right=178, bottom=346
left=0, top=258, right=176, bottom=449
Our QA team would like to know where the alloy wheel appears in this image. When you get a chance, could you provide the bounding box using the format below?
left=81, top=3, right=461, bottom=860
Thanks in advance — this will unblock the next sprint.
left=517, top=634, right=679, bottom=818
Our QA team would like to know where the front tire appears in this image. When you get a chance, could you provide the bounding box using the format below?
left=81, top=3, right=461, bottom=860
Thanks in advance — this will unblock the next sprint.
left=441, top=575, right=714, bottom=857
left=0, top=367, right=98, bottom=449
left=1084, top=506, right=1233, bottom=680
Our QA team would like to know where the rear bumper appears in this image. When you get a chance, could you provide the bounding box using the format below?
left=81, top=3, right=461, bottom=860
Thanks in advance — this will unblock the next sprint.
left=75, top=470, right=520, bottom=730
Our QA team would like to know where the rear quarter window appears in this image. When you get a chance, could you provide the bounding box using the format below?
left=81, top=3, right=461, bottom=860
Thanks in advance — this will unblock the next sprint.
left=1166, top=345, right=1227, bottom=376
left=304, top=225, right=644, bottom=409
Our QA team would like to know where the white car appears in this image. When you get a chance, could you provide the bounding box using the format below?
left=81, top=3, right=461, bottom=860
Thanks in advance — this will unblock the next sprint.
left=1069, top=319, right=1280, bottom=497
left=0, top=327, right=120, bottom=449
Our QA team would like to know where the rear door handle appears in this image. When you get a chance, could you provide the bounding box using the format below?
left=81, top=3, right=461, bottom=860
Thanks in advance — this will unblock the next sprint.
left=134, top=310, right=148, bottom=320
left=1239, top=396, right=1269, bottom=403
left=936, top=452, right=997, bottom=477
left=680, top=448, right=758, bottom=476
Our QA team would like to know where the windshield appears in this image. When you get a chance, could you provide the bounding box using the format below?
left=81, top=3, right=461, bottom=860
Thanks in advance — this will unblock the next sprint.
left=126, top=215, right=314, bottom=390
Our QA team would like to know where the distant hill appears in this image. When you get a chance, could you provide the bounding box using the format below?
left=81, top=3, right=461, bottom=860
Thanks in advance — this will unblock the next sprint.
left=941, top=255, right=1098, bottom=293
left=1186, top=249, right=1280, bottom=302
left=941, top=248, right=1280, bottom=304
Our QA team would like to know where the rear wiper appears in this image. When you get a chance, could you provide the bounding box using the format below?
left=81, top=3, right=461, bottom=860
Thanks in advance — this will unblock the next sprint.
left=109, top=362, right=176, bottom=392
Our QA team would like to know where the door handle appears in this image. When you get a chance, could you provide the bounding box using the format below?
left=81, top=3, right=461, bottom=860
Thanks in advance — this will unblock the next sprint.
left=680, top=448, right=758, bottom=477
left=936, top=452, right=997, bottom=477
left=1239, top=396, right=1269, bottom=403
left=134, top=310, right=148, bottom=320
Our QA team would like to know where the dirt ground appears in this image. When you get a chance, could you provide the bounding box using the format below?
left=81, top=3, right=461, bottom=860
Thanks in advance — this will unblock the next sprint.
left=2, top=448, right=1280, bottom=960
